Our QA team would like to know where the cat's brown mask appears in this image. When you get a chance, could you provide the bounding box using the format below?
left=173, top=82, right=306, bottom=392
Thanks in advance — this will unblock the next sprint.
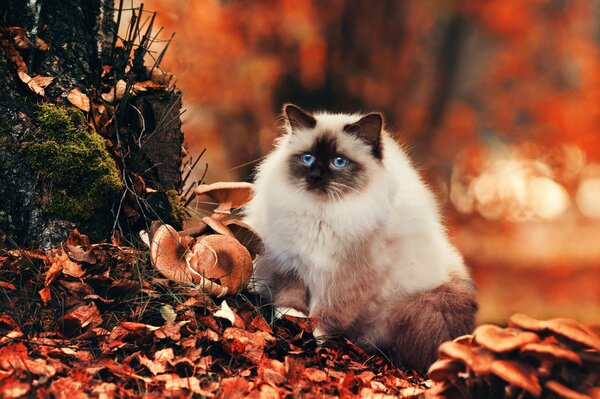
left=283, top=104, right=383, bottom=197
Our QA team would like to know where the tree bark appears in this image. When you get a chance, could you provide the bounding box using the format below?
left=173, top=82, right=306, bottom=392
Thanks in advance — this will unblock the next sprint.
left=0, top=0, right=184, bottom=248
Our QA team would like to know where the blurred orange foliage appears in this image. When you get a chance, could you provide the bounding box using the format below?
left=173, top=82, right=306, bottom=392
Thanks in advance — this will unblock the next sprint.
left=151, top=0, right=600, bottom=324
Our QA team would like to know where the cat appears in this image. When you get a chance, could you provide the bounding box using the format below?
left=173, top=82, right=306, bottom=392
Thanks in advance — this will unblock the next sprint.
left=243, top=104, right=477, bottom=373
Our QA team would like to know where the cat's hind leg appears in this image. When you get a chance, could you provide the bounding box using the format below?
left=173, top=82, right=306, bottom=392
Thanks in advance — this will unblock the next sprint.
left=388, top=275, right=477, bottom=373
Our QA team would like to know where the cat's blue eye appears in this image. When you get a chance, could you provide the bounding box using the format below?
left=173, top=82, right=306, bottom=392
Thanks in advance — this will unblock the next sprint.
left=332, top=156, right=348, bottom=168
left=301, top=153, right=316, bottom=166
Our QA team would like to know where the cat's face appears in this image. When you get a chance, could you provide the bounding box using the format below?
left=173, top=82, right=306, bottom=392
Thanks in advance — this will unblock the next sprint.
left=282, top=104, right=384, bottom=199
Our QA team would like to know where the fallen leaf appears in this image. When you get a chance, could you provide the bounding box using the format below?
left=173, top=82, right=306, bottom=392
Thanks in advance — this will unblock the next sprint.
left=39, top=287, right=51, bottom=304
left=214, top=300, right=236, bottom=325
left=35, top=36, right=49, bottom=51
left=17, top=71, right=52, bottom=96
left=160, top=304, right=177, bottom=323
left=67, top=88, right=90, bottom=112
left=218, top=377, right=252, bottom=399
left=258, top=358, right=286, bottom=387
left=0, top=281, right=16, bottom=290
left=222, top=327, right=266, bottom=364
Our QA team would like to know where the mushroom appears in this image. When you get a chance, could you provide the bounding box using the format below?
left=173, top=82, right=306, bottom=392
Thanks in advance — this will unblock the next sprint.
left=194, top=182, right=254, bottom=214
left=520, top=338, right=582, bottom=379
left=201, top=216, right=234, bottom=237
left=545, top=381, right=593, bottom=399
left=438, top=341, right=542, bottom=397
left=223, top=219, right=263, bottom=258
left=520, top=340, right=582, bottom=365
left=150, top=224, right=228, bottom=296
left=186, top=234, right=252, bottom=294
left=473, top=324, right=540, bottom=353
left=178, top=219, right=209, bottom=238
left=509, top=314, right=600, bottom=351
left=428, top=358, right=465, bottom=382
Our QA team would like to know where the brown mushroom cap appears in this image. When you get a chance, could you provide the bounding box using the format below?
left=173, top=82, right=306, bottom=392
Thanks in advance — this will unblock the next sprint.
left=202, top=216, right=234, bottom=237
left=150, top=224, right=194, bottom=284
left=150, top=224, right=227, bottom=296
left=194, top=182, right=254, bottom=214
left=520, top=341, right=582, bottom=365
left=489, top=359, right=541, bottom=397
left=187, top=234, right=252, bottom=294
left=428, top=358, right=465, bottom=382
left=438, top=341, right=541, bottom=396
left=223, top=219, right=263, bottom=258
left=438, top=341, right=495, bottom=376
left=474, top=324, right=540, bottom=353
left=545, top=381, right=592, bottom=399
left=509, top=313, right=600, bottom=351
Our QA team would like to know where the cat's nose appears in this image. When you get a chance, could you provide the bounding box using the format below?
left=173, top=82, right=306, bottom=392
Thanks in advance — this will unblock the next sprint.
left=307, top=169, right=325, bottom=185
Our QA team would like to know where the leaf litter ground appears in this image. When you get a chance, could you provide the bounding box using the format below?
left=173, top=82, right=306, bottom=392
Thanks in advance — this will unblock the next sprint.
left=0, top=231, right=428, bottom=398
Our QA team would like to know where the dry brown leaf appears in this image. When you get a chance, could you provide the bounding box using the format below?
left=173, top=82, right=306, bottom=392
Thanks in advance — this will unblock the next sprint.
left=222, top=327, right=267, bottom=364
left=0, top=281, right=16, bottom=290
left=303, top=367, right=328, bottom=383
left=62, top=258, right=84, bottom=278
left=67, top=88, right=91, bottom=112
left=258, top=358, right=287, bottom=387
left=39, top=287, right=51, bottom=304
left=17, top=71, right=52, bottom=96
left=35, top=36, right=49, bottom=51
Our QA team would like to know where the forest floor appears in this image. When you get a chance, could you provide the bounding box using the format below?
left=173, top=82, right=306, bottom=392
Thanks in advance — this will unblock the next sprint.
left=0, top=231, right=428, bottom=398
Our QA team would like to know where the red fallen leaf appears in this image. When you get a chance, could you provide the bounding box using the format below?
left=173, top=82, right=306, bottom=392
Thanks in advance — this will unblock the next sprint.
left=357, top=370, right=376, bottom=384
left=34, top=36, right=49, bottom=51
left=0, top=281, right=16, bottom=290
left=45, top=259, right=64, bottom=286
left=249, top=315, right=273, bottom=334
left=39, top=286, right=51, bottom=304
left=285, top=356, right=305, bottom=385
left=62, top=258, right=84, bottom=278
left=67, top=88, right=90, bottom=112
left=217, top=377, right=252, bottom=399
left=0, top=342, right=29, bottom=369
left=57, top=302, right=102, bottom=338
left=258, top=358, right=286, bottom=387
left=339, top=371, right=361, bottom=398
left=17, top=71, right=53, bottom=96
left=155, top=374, right=215, bottom=396
left=92, top=383, right=117, bottom=398
left=303, top=367, right=328, bottom=383
left=153, top=322, right=181, bottom=341
left=222, top=327, right=266, bottom=364
left=66, top=229, right=90, bottom=246
left=132, top=79, right=168, bottom=92
left=138, top=354, right=167, bottom=375
left=48, top=376, right=88, bottom=399
left=97, top=358, right=152, bottom=383
left=66, top=245, right=97, bottom=264
left=120, top=322, right=147, bottom=331
left=0, top=379, right=30, bottom=399
left=247, top=384, right=280, bottom=399
left=283, top=314, right=316, bottom=334
left=0, top=343, right=56, bottom=378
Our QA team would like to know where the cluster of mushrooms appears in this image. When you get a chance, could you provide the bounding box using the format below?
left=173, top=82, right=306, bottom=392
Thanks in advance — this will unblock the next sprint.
left=149, top=182, right=262, bottom=297
left=428, top=313, right=600, bottom=399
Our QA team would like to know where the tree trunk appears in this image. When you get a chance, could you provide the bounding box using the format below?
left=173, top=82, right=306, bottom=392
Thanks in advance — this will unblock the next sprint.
left=0, top=0, right=185, bottom=249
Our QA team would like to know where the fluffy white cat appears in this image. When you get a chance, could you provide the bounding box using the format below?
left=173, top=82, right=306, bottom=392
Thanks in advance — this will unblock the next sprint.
left=244, top=104, right=476, bottom=372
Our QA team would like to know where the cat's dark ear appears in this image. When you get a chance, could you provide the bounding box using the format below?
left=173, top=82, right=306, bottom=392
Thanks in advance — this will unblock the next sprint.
left=344, top=113, right=383, bottom=159
left=283, top=104, right=316, bottom=131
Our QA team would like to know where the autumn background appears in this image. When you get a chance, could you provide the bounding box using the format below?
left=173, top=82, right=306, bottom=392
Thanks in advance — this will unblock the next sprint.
left=150, top=0, right=600, bottom=327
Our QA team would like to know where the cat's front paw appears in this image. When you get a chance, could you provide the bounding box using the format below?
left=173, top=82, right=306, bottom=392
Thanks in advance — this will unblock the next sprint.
left=312, top=326, right=327, bottom=345
left=274, top=306, right=308, bottom=319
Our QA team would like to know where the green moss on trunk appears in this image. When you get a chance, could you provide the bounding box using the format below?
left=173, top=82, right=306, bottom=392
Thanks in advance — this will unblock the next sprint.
left=20, top=104, right=122, bottom=231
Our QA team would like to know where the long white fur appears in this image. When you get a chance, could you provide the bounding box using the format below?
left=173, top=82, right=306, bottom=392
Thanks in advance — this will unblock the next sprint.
left=244, top=111, right=468, bottom=331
